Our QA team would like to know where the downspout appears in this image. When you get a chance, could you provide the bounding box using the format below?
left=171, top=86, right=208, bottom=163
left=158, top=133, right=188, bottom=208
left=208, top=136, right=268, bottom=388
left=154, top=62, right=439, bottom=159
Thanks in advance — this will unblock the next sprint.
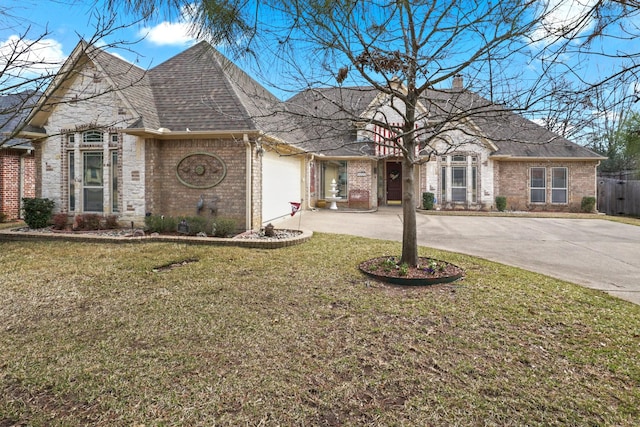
left=244, top=134, right=252, bottom=231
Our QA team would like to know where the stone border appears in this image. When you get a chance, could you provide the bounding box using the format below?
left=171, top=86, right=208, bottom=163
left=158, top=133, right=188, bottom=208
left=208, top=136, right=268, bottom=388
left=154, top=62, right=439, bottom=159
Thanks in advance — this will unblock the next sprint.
left=0, top=228, right=313, bottom=249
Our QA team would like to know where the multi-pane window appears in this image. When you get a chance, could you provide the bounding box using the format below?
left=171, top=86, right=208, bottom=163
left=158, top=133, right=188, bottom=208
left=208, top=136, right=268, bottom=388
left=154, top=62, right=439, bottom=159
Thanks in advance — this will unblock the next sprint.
left=551, top=167, right=568, bottom=204
left=440, top=154, right=477, bottom=204
left=530, top=167, right=546, bottom=203
left=65, top=130, right=119, bottom=213
left=451, top=167, right=467, bottom=202
left=83, top=152, right=104, bottom=212
left=82, top=130, right=103, bottom=146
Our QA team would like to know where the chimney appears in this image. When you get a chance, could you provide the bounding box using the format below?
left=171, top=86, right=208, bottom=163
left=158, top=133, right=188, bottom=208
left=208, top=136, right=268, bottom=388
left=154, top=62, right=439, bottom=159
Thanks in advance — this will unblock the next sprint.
left=452, top=74, right=463, bottom=90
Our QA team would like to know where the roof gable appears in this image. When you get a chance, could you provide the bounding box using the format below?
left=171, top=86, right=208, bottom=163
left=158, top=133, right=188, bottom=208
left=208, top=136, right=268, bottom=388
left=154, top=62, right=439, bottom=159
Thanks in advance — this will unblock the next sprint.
left=26, top=41, right=149, bottom=130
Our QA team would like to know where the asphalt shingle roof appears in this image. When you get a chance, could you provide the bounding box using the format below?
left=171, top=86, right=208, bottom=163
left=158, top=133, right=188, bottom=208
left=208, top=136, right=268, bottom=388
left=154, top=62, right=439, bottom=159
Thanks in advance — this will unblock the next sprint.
left=29, top=41, right=604, bottom=161
left=0, top=92, right=38, bottom=149
left=286, top=85, right=604, bottom=159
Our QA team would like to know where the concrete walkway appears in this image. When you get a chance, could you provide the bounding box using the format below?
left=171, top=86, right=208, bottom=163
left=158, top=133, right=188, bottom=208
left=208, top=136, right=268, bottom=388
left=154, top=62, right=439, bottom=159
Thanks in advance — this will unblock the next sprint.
left=276, top=207, right=640, bottom=305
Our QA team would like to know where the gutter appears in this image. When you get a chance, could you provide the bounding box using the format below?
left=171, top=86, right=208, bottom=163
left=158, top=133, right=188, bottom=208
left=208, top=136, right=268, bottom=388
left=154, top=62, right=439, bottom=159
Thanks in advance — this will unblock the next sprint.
left=490, top=155, right=607, bottom=161
left=123, top=127, right=262, bottom=140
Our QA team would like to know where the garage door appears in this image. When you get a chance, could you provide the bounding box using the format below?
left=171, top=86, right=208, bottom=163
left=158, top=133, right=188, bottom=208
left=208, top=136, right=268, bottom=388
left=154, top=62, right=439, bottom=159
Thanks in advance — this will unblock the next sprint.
left=262, top=151, right=302, bottom=223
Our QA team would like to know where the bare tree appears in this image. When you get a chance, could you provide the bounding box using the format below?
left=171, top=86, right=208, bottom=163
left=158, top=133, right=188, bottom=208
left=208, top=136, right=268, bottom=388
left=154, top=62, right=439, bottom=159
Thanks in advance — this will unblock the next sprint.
left=112, top=0, right=640, bottom=266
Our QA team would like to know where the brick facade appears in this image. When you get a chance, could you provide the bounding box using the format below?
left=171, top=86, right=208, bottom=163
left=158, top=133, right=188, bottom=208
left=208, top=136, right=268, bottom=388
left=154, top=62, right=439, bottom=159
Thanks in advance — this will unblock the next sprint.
left=346, top=159, right=376, bottom=209
left=494, top=160, right=598, bottom=212
left=0, top=149, right=35, bottom=220
left=145, top=138, right=249, bottom=227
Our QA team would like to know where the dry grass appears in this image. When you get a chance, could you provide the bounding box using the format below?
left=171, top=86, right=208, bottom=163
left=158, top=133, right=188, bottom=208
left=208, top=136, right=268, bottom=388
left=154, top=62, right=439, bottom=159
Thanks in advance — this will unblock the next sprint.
left=1, top=234, right=639, bottom=426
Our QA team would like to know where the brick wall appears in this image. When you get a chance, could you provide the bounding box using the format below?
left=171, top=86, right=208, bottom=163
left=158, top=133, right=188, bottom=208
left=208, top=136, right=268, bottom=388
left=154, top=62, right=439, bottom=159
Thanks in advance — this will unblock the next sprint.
left=495, top=160, right=598, bottom=211
left=0, top=149, right=36, bottom=220
left=145, top=138, right=248, bottom=227
left=347, top=159, right=375, bottom=209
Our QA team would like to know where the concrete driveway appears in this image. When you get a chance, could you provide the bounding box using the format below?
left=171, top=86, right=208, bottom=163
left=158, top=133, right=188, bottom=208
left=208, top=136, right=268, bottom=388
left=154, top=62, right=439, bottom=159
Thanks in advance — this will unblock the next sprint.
left=276, top=207, right=640, bottom=305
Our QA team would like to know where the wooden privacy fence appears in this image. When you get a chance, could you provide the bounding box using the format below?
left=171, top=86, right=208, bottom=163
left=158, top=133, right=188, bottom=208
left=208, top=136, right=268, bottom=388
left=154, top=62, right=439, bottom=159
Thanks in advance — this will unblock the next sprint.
left=597, top=178, right=640, bottom=217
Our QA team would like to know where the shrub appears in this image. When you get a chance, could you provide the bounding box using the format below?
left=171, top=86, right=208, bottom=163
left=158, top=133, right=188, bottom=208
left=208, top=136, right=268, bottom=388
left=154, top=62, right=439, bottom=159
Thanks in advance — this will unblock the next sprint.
left=181, top=216, right=210, bottom=235
left=104, top=215, right=119, bottom=229
left=22, top=197, right=55, bottom=229
left=496, top=196, right=507, bottom=212
left=212, top=217, right=237, bottom=237
left=581, top=196, right=596, bottom=213
left=72, top=215, right=85, bottom=231
left=422, top=192, right=435, bottom=210
left=52, top=213, right=69, bottom=230
left=0, top=212, right=7, bottom=223
left=82, top=213, right=102, bottom=230
left=145, top=215, right=177, bottom=233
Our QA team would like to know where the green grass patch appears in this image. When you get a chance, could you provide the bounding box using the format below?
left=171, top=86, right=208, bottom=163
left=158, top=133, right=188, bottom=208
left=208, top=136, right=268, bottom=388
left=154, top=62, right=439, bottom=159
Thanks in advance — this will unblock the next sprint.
left=1, top=234, right=639, bottom=426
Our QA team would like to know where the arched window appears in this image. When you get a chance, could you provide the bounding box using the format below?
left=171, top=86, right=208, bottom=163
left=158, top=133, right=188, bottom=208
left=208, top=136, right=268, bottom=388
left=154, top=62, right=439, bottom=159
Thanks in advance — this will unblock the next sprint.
left=82, top=130, right=103, bottom=145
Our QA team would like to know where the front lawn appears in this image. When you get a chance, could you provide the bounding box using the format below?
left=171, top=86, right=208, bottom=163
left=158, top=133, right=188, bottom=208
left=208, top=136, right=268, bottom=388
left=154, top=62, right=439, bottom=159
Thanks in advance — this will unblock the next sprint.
left=1, top=234, right=638, bottom=426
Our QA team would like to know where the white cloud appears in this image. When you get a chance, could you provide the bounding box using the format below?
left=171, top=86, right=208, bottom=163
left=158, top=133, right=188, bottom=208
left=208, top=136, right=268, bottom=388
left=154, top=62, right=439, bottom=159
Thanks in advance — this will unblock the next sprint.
left=138, top=3, right=201, bottom=47
left=139, top=21, right=197, bottom=46
left=532, top=0, right=599, bottom=47
left=0, top=35, right=66, bottom=77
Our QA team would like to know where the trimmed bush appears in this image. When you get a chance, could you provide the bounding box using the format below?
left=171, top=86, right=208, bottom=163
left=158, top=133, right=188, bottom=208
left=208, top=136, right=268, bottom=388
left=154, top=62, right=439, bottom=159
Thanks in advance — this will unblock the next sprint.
left=73, top=215, right=85, bottom=231
left=22, top=197, right=55, bottom=229
left=104, top=215, right=119, bottom=229
left=422, top=192, right=435, bottom=210
left=181, top=216, right=209, bottom=235
left=581, top=196, right=596, bottom=213
left=82, top=213, right=102, bottom=230
left=496, top=196, right=507, bottom=212
left=144, top=215, right=177, bottom=233
left=212, top=217, right=237, bottom=237
left=52, top=213, right=69, bottom=230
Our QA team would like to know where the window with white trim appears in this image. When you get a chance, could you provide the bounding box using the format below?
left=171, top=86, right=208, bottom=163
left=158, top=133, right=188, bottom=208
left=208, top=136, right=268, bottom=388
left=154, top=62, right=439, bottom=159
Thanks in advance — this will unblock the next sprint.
left=530, top=167, right=546, bottom=203
left=551, top=167, right=568, bottom=204
left=440, top=154, right=478, bottom=204
left=65, top=130, right=118, bottom=213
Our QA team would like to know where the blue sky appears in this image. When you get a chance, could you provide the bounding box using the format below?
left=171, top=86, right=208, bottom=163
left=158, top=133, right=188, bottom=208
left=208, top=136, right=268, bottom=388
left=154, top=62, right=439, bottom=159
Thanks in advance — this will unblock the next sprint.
left=1, top=0, right=638, bottom=109
left=1, top=0, right=193, bottom=69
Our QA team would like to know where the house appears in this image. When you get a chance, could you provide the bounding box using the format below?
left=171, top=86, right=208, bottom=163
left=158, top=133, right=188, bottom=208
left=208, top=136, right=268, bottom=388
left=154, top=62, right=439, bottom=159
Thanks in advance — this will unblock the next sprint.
left=22, top=41, right=604, bottom=230
left=285, top=82, right=604, bottom=212
left=22, top=41, right=305, bottom=230
left=0, top=92, right=37, bottom=221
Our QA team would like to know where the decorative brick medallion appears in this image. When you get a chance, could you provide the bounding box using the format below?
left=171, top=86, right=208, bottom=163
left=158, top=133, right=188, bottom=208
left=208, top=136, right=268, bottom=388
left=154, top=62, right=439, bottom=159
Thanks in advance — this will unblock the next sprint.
left=176, top=152, right=227, bottom=189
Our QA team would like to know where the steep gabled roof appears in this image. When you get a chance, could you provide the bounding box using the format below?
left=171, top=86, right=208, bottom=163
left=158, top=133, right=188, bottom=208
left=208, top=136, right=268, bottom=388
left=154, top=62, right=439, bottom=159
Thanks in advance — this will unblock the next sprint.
left=25, top=41, right=291, bottom=138
left=147, top=42, right=254, bottom=132
left=144, top=41, right=290, bottom=135
left=24, top=41, right=151, bottom=133
left=286, top=84, right=604, bottom=160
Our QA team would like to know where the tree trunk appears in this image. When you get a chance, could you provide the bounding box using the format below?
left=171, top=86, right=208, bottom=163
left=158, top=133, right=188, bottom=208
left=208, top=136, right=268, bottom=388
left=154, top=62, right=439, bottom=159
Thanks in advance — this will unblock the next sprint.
left=400, top=156, right=418, bottom=267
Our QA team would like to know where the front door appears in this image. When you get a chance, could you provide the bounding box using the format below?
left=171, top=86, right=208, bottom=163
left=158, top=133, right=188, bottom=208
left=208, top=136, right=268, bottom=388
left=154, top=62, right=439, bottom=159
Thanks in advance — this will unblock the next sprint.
left=386, top=162, right=402, bottom=204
